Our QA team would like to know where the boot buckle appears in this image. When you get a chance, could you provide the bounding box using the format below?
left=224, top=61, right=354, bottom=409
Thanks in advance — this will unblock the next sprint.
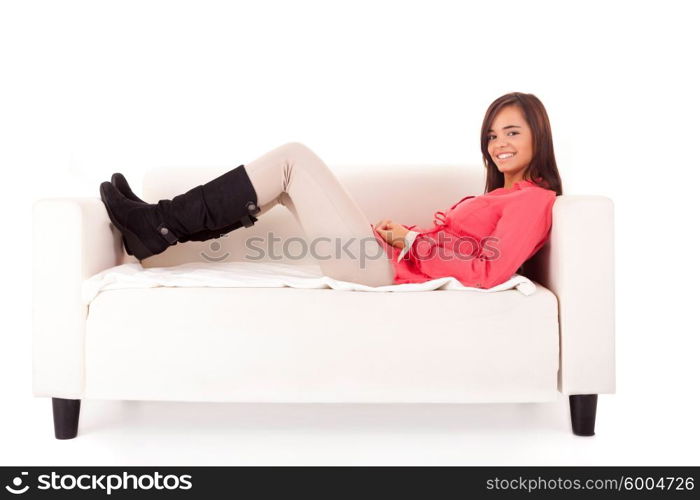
left=156, top=223, right=178, bottom=245
left=246, top=201, right=260, bottom=216
left=240, top=200, right=260, bottom=227
left=239, top=215, right=255, bottom=228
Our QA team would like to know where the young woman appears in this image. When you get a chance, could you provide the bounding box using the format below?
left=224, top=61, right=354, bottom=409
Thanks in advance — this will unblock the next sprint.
left=100, top=91, right=563, bottom=289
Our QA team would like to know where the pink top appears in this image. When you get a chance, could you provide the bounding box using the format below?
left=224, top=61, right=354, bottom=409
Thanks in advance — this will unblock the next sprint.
left=371, top=177, right=557, bottom=288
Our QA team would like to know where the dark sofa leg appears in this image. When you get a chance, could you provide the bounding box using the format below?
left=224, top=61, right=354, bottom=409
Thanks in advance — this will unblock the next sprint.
left=569, top=394, right=597, bottom=436
left=52, top=398, right=81, bottom=439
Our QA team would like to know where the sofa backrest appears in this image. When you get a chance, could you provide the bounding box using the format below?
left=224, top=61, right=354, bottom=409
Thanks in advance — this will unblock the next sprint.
left=138, top=164, right=486, bottom=268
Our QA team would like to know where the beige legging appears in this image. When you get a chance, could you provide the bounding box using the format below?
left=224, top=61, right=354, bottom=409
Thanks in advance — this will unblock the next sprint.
left=242, top=142, right=396, bottom=287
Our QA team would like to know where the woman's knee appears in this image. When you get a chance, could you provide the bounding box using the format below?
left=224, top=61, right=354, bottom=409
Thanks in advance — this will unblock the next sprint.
left=279, top=141, right=315, bottom=159
left=275, top=141, right=329, bottom=178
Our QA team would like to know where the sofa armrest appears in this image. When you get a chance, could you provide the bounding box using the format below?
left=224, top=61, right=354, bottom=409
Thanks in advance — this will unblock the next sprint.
left=32, top=197, right=124, bottom=398
left=522, top=195, right=616, bottom=395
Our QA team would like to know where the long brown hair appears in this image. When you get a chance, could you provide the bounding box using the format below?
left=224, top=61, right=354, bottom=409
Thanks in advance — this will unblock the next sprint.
left=480, top=92, right=563, bottom=196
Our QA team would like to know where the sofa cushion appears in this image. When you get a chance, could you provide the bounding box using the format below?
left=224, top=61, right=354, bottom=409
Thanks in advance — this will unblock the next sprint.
left=84, top=284, right=560, bottom=403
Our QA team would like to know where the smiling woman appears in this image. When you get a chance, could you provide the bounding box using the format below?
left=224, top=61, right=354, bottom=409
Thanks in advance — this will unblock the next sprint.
left=389, top=92, right=564, bottom=288
left=481, top=92, right=563, bottom=196
left=487, top=108, right=534, bottom=189
left=98, top=92, right=562, bottom=291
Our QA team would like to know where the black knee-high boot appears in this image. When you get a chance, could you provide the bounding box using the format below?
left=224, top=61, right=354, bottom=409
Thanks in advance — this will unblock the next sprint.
left=99, top=165, right=261, bottom=260
left=110, top=170, right=251, bottom=242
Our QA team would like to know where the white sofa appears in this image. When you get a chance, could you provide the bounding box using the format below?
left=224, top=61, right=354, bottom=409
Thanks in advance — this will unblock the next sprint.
left=32, top=163, right=615, bottom=439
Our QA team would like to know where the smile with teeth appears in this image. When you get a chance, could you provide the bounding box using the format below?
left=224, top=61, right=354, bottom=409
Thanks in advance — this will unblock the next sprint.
left=496, top=152, right=516, bottom=160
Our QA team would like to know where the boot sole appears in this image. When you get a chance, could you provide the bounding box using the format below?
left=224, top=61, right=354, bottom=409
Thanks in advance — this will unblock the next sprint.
left=99, top=183, right=154, bottom=261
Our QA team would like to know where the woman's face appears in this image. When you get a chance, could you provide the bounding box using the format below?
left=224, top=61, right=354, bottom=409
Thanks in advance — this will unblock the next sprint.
left=486, top=105, right=534, bottom=179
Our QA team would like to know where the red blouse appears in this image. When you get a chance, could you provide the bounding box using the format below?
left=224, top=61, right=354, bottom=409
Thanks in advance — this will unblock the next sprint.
left=371, top=177, right=557, bottom=288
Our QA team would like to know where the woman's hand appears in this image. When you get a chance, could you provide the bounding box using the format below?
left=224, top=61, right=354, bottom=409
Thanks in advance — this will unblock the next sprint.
left=374, top=219, right=410, bottom=249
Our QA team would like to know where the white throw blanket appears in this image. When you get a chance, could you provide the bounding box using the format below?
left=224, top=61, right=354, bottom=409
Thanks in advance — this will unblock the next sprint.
left=81, top=261, right=537, bottom=305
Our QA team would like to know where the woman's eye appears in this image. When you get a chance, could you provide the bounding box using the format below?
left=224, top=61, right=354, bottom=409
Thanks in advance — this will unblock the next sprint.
left=487, top=132, right=519, bottom=141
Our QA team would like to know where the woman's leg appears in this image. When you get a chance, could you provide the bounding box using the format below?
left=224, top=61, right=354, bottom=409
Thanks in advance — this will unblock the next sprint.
left=243, top=142, right=395, bottom=287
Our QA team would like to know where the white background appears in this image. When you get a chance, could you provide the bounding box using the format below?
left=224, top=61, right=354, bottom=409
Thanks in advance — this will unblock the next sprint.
left=2, top=0, right=699, bottom=465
